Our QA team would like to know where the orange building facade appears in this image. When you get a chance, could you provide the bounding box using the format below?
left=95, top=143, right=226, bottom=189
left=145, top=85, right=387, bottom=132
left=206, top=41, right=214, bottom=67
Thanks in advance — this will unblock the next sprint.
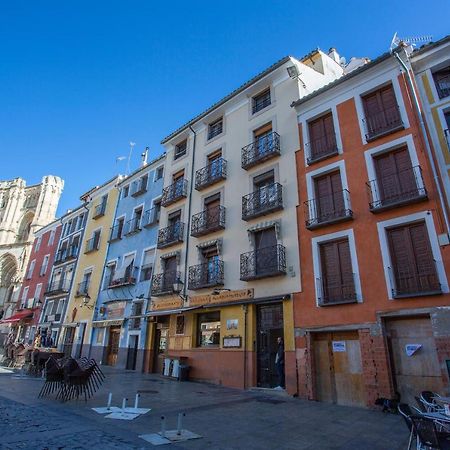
left=292, top=48, right=450, bottom=408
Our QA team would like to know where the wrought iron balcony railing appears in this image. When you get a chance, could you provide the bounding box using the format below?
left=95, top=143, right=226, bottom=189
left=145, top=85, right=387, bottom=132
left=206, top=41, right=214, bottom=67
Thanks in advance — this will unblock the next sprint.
left=188, top=260, right=224, bottom=290
left=143, top=207, right=159, bottom=227
left=304, top=189, right=353, bottom=229
left=93, top=201, right=107, bottom=219
left=435, top=74, right=450, bottom=99
left=388, top=262, right=442, bottom=298
left=191, top=205, right=225, bottom=237
left=316, top=274, right=358, bottom=306
left=54, top=245, right=79, bottom=265
left=108, top=266, right=138, bottom=288
left=125, top=217, right=141, bottom=235
left=157, top=222, right=184, bottom=249
left=305, top=132, right=339, bottom=165
left=85, top=236, right=100, bottom=253
left=45, top=279, right=71, bottom=295
left=363, top=105, right=403, bottom=141
left=240, top=244, right=286, bottom=281
left=161, top=179, right=188, bottom=207
left=129, top=316, right=142, bottom=330
left=242, top=182, right=283, bottom=221
left=109, top=223, right=123, bottom=242
left=195, top=158, right=227, bottom=190
left=151, top=271, right=180, bottom=296
left=366, top=165, right=427, bottom=212
left=241, top=131, right=280, bottom=170
left=75, top=280, right=90, bottom=297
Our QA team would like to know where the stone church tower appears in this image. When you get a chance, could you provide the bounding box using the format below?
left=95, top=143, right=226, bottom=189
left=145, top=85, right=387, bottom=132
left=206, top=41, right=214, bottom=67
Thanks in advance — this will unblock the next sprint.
left=0, top=175, right=64, bottom=321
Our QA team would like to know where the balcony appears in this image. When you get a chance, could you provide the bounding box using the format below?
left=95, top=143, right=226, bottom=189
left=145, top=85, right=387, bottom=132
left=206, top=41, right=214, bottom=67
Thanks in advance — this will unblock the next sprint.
left=242, top=183, right=283, bottom=221
left=45, top=279, right=71, bottom=295
left=157, top=222, right=184, bottom=249
left=316, top=274, right=358, bottom=306
left=241, top=131, right=280, bottom=170
left=304, top=189, right=353, bottom=229
left=240, top=244, right=286, bottom=281
left=195, top=158, right=227, bottom=190
left=108, top=266, right=138, bottom=288
left=131, top=179, right=147, bottom=197
left=388, top=263, right=442, bottom=298
left=161, top=179, right=188, bottom=207
left=188, top=260, right=224, bottom=290
left=75, top=281, right=90, bottom=297
left=125, top=217, right=141, bottom=236
left=143, top=207, right=159, bottom=228
left=92, top=202, right=106, bottom=219
left=151, top=271, right=180, bottom=296
left=85, top=236, right=100, bottom=254
left=305, top=133, right=339, bottom=165
left=191, top=205, right=225, bottom=237
left=367, top=166, right=427, bottom=212
left=109, top=223, right=123, bottom=242
left=435, top=73, right=450, bottom=99
left=54, top=245, right=79, bottom=265
left=363, top=105, right=404, bottom=141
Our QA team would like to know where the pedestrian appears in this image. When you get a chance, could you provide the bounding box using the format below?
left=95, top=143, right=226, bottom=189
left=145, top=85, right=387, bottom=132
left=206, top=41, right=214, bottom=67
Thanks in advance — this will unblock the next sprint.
left=275, top=336, right=285, bottom=390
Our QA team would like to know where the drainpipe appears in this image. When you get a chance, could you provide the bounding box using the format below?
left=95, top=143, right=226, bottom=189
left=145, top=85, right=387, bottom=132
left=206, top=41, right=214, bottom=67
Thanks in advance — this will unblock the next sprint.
left=243, top=304, right=248, bottom=390
left=391, top=47, right=450, bottom=237
left=182, top=126, right=197, bottom=299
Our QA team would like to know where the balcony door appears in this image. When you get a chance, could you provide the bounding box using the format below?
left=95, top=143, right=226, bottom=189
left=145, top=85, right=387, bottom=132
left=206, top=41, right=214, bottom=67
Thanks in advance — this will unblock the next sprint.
left=204, top=193, right=220, bottom=229
left=163, top=256, right=177, bottom=291
left=208, top=151, right=222, bottom=179
left=202, top=246, right=220, bottom=285
left=308, top=112, right=336, bottom=160
left=314, top=171, right=344, bottom=222
left=254, top=170, right=276, bottom=210
left=168, top=211, right=181, bottom=240
left=172, top=171, right=184, bottom=197
left=254, top=123, right=273, bottom=158
left=374, top=147, right=416, bottom=205
left=254, top=227, right=277, bottom=276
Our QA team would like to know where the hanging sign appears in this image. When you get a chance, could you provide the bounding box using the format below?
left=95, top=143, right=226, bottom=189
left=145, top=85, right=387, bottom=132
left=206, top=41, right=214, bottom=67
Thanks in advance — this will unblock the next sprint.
left=332, top=341, right=346, bottom=352
left=405, top=344, right=422, bottom=357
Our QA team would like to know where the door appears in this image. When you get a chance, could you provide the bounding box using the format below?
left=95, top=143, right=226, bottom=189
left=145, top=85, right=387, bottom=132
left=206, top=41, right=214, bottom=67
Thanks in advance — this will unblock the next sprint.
left=256, top=303, right=283, bottom=388
left=385, top=317, right=444, bottom=405
left=126, top=335, right=139, bottom=370
left=75, top=323, right=86, bottom=358
left=62, top=327, right=75, bottom=357
left=153, top=317, right=169, bottom=374
left=106, top=326, right=121, bottom=366
left=254, top=170, right=276, bottom=211
left=315, top=171, right=344, bottom=222
left=313, top=332, right=365, bottom=407
left=163, top=256, right=177, bottom=291
left=254, top=227, right=277, bottom=277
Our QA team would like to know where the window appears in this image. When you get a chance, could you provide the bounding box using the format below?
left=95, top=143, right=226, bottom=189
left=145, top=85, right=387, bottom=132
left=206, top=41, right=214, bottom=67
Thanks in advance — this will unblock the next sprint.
left=21, top=287, right=29, bottom=308
left=26, top=260, right=36, bottom=279
left=162, top=256, right=177, bottom=289
left=174, top=140, right=187, bottom=160
left=77, top=213, right=85, bottom=230
left=153, top=199, right=161, bottom=222
left=307, top=112, right=337, bottom=163
left=445, top=112, right=450, bottom=150
left=96, top=328, right=105, bottom=344
left=254, top=123, right=273, bottom=156
left=155, top=166, right=164, bottom=180
left=35, top=237, right=42, bottom=252
left=80, top=271, right=92, bottom=294
left=197, top=311, right=220, bottom=347
left=253, top=169, right=278, bottom=208
left=208, top=118, right=223, bottom=140
left=48, top=230, right=55, bottom=246
left=104, top=263, right=116, bottom=289
left=362, top=84, right=402, bottom=140
left=319, top=238, right=356, bottom=305
left=387, top=222, right=440, bottom=297
left=113, top=217, right=125, bottom=240
left=433, top=66, right=450, bottom=99
left=40, top=255, right=50, bottom=276
left=176, top=315, right=185, bottom=335
left=252, top=88, right=271, bottom=114
left=201, top=245, right=221, bottom=284
left=34, top=283, right=42, bottom=304
left=313, top=170, right=346, bottom=223
left=55, top=299, right=65, bottom=321
left=70, top=219, right=77, bottom=234
left=123, top=185, right=130, bottom=198
left=140, top=249, right=154, bottom=281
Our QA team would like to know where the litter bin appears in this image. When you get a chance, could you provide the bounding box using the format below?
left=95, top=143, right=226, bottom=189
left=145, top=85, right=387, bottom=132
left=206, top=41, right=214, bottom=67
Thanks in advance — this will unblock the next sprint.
left=178, top=364, right=190, bottom=381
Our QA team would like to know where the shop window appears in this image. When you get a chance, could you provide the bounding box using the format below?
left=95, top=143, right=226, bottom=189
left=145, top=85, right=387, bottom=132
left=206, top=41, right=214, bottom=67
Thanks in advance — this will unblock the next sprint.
left=197, top=311, right=220, bottom=347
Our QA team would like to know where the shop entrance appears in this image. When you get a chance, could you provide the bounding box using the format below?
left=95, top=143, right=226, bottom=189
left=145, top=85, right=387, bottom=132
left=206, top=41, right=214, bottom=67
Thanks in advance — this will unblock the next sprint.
left=106, top=326, right=121, bottom=366
left=153, top=316, right=170, bottom=374
left=256, top=303, right=283, bottom=388
left=385, top=316, right=444, bottom=405
left=126, top=335, right=139, bottom=370
left=313, top=331, right=365, bottom=407
left=62, top=327, right=75, bottom=357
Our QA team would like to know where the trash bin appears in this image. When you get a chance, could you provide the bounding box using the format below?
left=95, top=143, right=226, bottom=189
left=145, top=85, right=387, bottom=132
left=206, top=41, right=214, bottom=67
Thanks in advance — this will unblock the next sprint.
left=178, top=364, right=190, bottom=381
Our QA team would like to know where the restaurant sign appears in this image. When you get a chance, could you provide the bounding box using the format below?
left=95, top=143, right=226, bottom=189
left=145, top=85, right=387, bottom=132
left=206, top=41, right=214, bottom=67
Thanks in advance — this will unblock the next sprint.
left=190, top=289, right=254, bottom=307
left=92, top=319, right=123, bottom=328
left=106, top=301, right=126, bottom=319
left=152, top=297, right=184, bottom=311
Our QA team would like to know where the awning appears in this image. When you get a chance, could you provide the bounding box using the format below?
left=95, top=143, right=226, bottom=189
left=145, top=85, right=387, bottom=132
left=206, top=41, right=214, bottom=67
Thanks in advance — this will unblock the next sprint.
left=0, top=310, right=33, bottom=324
left=146, top=306, right=201, bottom=317
left=201, top=295, right=290, bottom=309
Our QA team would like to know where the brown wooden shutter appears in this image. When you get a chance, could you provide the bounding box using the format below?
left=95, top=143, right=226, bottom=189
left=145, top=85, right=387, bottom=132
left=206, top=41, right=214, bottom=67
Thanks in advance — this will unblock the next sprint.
left=308, top=113, right=336, bottom=158
left=315, top=171, right=344, bottom=221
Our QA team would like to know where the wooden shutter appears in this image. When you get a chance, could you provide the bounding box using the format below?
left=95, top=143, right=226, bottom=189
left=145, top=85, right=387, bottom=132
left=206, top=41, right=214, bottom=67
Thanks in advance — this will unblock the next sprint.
left=255, top=227, right=277, bottom=250
left=308, top=113, right=336, bottom=159
left=315, top=171, right=344, bottom=221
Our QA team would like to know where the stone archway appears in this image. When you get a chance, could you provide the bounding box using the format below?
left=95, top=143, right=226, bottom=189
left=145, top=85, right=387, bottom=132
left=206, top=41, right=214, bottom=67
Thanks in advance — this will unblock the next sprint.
left=16, top=212, right=34, bottom=243
left=0, top=253, right=18, bottom=310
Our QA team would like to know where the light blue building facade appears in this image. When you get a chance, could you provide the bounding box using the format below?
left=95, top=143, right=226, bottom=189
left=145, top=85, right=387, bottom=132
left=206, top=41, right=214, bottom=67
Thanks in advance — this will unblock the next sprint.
left=90, top=153, right=165, bottom=370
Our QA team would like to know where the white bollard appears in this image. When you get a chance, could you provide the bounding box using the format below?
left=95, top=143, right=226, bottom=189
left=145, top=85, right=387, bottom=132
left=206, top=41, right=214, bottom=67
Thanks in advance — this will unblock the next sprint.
left=177, top=412, right=185, bottom=436
left=134, top=393, right=140, bottom=409
left=107, top=392, right=112, bottom=410
left=121, top=398, right=127, bottom=413
left=160, top=416, right=166, bottom=438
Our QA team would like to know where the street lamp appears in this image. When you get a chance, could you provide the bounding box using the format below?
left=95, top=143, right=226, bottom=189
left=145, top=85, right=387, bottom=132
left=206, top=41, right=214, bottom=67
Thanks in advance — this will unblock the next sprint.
left=81, top=294, right=93, bottom=309
left=173, top=277, right=188, bottom=302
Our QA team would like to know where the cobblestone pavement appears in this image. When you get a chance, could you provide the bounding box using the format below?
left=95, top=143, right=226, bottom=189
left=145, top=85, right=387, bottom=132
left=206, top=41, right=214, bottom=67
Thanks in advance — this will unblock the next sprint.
left=0, top=367, right=409, bottom=449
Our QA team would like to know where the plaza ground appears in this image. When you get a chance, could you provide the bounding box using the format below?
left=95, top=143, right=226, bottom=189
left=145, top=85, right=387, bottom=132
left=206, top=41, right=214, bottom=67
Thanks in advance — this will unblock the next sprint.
left=0, top=366, right=408, bottom=449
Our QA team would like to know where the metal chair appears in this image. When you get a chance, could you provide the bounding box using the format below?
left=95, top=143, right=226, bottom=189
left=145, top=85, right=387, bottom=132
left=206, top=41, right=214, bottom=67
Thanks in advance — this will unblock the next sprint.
left=421, top=391, right=445, bottom=413
left=398, top=404, right=416, bottom=450
left=415, top=396, right=427, bottom=413
left=410, top=415, right=450, bottom=450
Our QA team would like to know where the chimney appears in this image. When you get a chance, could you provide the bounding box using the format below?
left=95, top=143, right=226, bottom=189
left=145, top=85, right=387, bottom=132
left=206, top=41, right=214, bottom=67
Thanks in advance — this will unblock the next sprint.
left=141, top=147, right=149, bottom=167
left=328, top=47, right=340, bottom=64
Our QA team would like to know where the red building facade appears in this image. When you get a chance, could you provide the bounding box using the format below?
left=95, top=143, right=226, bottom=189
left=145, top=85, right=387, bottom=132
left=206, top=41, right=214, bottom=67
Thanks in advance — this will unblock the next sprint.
left=292, top=48, right=450, bottom=408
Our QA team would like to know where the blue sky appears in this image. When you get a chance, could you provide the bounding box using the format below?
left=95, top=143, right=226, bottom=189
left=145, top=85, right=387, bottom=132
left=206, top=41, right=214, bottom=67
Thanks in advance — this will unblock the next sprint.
left=1, top=0, right=449, bottom=215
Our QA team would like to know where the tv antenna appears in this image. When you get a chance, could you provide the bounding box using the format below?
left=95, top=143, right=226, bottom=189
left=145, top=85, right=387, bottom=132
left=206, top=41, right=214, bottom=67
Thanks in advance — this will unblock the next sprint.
left=390, top=32, right=432, bottom=51
left=126, top=142, right=136, bottom=175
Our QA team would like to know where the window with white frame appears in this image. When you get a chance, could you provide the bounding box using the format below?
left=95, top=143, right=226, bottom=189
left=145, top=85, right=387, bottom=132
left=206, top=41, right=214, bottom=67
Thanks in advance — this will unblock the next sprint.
left=40, top=255, right=50, bottom=276
left=252, top=88, right=271, bottom=114
left=34, top=283, right=43, bottom=305
left=26, top=260, right=36, bottom=279
left=21, top=287, right=29, bottom=308
left=140, top=249, right=154, bottom=281
left=207, top=117, right=223, bottom=140
left=48, top=229, right=56, bottom=246
left=35, top=237, right=42, bottom=252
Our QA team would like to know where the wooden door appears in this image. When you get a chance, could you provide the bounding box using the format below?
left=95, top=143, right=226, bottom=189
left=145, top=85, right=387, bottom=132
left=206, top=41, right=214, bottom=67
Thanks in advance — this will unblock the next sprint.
left=107, top=326, right=120, bottom=366
left=256, top=303, right=283, bottom=388
left=385, top=317, right=444, bottom=405
left=153, top=320, right=169, bottom=374
left=126, top=335, right=139, bottom=370
left=313, top=332, right=365, bottom=407
left=315, top=171, right=344, bottom=222
left=62, top=327, right=75, bottom=358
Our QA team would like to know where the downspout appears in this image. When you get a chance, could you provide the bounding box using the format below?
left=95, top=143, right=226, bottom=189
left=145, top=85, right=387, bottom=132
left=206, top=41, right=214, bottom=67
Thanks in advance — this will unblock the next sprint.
left=243, top=304, right=248, bottom=390
left=392, top=47, right=450, bottom=237
left=182, top=126, right=197, bottom=299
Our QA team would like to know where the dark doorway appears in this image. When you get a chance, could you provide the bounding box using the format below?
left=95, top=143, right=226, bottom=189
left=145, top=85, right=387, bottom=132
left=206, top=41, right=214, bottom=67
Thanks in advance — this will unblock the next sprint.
left=256, top=303, right=283, bottom=388
left=153, top=316, right=170, bottom=374
left=126, top=335, right=139, bottom=370
left=62, top=327, right=75, bottom=357
left=106, top=326, right=121, bottom=366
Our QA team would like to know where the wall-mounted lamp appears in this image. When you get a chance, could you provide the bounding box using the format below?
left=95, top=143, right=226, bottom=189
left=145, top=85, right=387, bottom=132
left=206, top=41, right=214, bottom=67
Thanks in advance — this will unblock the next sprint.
left=80, top=294, right=93, bottom=309
left=172, top=277, right=188, bottom=302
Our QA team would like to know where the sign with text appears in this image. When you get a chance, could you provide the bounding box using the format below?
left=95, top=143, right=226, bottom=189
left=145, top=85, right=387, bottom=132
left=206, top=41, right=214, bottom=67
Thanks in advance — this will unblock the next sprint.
left=223, top=336, right=242, bottom=348
left=191, top=289, right=254, bottom=307
left=106, top=301, right=126, bottom=319
left=152, top=297, right=184, bottom=311
left=332, top=341, right=346, bottom=352
left=405, top=344, right=422, bottom=357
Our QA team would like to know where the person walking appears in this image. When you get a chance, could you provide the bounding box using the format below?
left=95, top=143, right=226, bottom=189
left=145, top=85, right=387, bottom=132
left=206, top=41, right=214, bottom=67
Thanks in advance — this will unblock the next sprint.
left=274, top=336, right=285, bottom=390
